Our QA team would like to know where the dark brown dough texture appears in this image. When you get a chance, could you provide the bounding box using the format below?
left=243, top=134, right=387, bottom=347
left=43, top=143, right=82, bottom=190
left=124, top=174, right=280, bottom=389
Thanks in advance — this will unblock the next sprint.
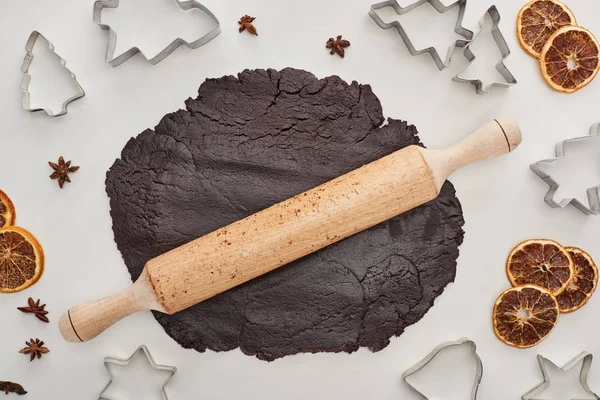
left=106, top=68, right=465, bottom=361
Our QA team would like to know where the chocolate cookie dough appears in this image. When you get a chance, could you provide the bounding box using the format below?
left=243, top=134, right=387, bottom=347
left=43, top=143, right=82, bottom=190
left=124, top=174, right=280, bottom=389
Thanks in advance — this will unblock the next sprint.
left=106, top=68, right=465, bottom=361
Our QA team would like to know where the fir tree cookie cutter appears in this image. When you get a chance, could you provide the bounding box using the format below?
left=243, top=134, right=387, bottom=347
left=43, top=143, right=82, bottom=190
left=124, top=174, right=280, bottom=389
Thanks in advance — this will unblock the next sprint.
left=21, top=31, right=85, bottom=117
left=369, top=0, right=473, bottom=71
left=402, top=338, right=484, bottom=399
left=93, top=0, right=221, bottom=67
left=522, top=353, right=599, bottom=400
left=99, top=345, right=177, bottom=400
left=452, top=6, right=517, bottom=94
left=530, top=123, right=600, bottom=215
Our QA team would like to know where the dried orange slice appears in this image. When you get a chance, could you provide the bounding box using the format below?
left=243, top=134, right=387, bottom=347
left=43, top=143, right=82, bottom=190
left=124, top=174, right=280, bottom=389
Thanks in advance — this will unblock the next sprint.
left=0, top=226, right=44, bottom=293
left=556, top=247, right=598, bottom=313
left=0, top=190, right=16, bottom=228
left=517, top=0, right=576, bottom=58
left=493, top=285, right=559, bottom=348
left=506, top=239, right=573, bottom=295
left=540, top=26, right=600, bottom=93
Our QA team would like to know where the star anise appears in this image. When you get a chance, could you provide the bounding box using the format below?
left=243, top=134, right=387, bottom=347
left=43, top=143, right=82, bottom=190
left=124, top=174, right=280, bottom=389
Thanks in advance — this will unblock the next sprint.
left=0, top=381, right=27, bottom=395
left=238, top=15, right=258, bottom=36
left=19, top=338, right=49, bottom=362
left=49, top=156, right=79, bottom=188
left=326, top=35, right=351, bottom=58
left=17, top=297, right=49, bottom=323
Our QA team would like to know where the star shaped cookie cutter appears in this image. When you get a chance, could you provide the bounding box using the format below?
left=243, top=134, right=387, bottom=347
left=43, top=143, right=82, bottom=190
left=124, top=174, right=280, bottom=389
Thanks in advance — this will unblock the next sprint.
left=522, top=353, right=599, bottom=400
left=402, top=338, right=483, bottom=399
left=369, top=0, right=473, bottom=71
left=21, top=31, right=85, bottom=117
left=530, top=123, right=600, bottom=215
left=452, top=5, right=517, bottom=94
left=99, top=345, right=177, bottom=400
left=93, top=0, right=221, bottom=67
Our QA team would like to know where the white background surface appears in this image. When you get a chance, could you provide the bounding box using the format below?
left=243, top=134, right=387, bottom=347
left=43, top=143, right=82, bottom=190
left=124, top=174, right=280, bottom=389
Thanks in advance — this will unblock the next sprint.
left=1, top=0, right=600, bottom=399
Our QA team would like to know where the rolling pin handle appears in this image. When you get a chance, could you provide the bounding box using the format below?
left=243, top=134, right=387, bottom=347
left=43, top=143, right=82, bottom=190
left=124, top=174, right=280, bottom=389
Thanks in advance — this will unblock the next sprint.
left=422, top=117, right=522, bottom=190
left=58, top=270, right=162, bottom=342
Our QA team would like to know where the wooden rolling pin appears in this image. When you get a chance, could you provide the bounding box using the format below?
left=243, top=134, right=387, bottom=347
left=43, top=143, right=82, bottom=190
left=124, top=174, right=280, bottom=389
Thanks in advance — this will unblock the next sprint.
left=60, top=118, right=521, bottom=342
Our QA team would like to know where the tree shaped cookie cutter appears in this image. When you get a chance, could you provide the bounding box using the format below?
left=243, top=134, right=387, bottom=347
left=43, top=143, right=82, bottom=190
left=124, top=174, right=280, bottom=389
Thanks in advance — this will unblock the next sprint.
left=402, top=338, right=484, bottom=399
left=369, top=0, right=473, bottom=71
left=452, top=5, right=517, bottom=94
left=522, top=353, right=599, bottom=400
left=530, top=123, right=600, bottom=215
left=21, top=31, right=85, bottom=117
left=99, top=345, right=177, bottom=400
left=93, top=0, right=221, bottom=67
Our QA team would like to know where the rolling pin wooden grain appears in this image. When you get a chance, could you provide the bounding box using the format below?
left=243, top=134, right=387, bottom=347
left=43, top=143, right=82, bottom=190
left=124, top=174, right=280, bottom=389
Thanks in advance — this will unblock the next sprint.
left=60, top=118, right=521, bottom=342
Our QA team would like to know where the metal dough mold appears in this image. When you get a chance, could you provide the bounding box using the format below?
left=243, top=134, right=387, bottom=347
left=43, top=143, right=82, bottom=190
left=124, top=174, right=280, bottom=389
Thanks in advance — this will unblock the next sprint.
left=522, top=353, right=599, bottom=400
left=530, top=123, right=600, bottom=215
left=369, top=0, right=473, bottom=71
left=21, top=31, right=85, bottom=117
left=99, top=345, right=177, bottom=400
left=402, top=338, right=483, bottom=399
left=452, top=5, right=517, bottom=94
left=93, top=0, right=221, bottom=67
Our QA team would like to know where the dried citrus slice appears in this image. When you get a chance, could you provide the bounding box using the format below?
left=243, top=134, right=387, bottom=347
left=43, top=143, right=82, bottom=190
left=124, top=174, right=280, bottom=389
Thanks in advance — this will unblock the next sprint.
left=0, top=226, right=44, bottom=293
left=540, top=26, right=600, bottom=93
left=0, top=190, right=16, bottom=228
left=506, top=239, right=573, bottom=295
left=556, top=247, right=598, bottom=313
left=493, top=285, right=559, bottom=348
left=517, top=0, right=576, bottom=58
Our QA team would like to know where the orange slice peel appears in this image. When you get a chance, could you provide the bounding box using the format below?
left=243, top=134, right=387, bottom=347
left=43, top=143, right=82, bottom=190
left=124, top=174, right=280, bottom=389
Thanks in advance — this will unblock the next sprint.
left=506, top=239, right=574, bottom=295
left=0, top=226, right=44, bottom=293
left=517, top=0, right=577, bottom=58
left=556, top=247, right=598, bottom=313
left=0, top=190, right=16, bottom=228
left=493, top=285, right=559, bottom=348
left=540, top=25, right=600, bottom=93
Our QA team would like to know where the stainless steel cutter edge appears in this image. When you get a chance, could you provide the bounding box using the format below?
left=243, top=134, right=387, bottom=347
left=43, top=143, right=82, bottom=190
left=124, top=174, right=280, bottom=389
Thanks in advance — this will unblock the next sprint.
left=99, top=345, right=177, bottom=400
left=369, top=0, right=474, bottom=71
left=20, top=31, right=85, bottom=117
left=93, top=0, right=221, bottom=67
left=452, top=5, right=517, bottom=94
left=522, top=352, right=599, bottom=400
left=402, top=338, right=483, bottom=399
left=530, top=123, right=600, bottom=215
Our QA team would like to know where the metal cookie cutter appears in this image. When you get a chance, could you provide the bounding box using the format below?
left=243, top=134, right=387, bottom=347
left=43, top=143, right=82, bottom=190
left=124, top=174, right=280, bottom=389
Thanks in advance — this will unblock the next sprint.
left=522, top=353, right=599, bottom=400
left=93, top=0, right=221, bottom=66
left=531, top=123, right=600, bottom=215
left=402, top=338, right=483, bottom=399
left=99, top=345, right=177, bottom=400
left=452, top=6, right=517, bottom=94
left=21, top=31, right=85, bottom=117
left=369, top=0, right=473, bottom=71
